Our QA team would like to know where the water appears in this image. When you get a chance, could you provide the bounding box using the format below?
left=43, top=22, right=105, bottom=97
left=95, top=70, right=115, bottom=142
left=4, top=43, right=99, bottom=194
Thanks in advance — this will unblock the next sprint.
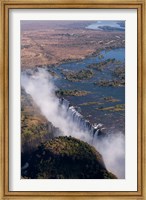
left=59, top=98, right=104, bottom=138
left=86, top=20, right=125, bottom=31
left=21, top=64, right=125, bottom=178
left=21, top=70, right=103, bottom=142
left=50, top=48, right=125, bottom=133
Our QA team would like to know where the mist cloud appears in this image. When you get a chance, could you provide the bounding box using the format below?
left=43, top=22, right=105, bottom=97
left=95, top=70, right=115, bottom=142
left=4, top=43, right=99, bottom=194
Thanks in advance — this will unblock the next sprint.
left=21, top=68, right=125, bottom=178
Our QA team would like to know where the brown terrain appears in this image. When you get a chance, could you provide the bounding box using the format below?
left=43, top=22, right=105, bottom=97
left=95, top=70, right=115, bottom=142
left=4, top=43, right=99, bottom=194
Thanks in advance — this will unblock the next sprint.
left=21, top=20, right=125, bottom=69
left=21, top=21, right=124, bottom=178
left=21, top=87, right=60, bottom=155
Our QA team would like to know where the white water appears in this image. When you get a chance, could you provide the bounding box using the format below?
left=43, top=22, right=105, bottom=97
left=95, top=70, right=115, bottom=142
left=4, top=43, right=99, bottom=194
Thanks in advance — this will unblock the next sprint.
left=21, top=68, right=125, bottom=178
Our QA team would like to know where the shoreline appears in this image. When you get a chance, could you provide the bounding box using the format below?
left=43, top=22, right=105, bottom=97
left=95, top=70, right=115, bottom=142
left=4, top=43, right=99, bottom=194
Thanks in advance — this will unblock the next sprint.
left=21, top=46, right=125, bottom=70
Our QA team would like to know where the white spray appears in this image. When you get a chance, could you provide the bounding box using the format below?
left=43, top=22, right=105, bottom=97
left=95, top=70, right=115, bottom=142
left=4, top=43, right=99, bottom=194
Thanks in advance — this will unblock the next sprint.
left=21, top=68, right=125, bottom=178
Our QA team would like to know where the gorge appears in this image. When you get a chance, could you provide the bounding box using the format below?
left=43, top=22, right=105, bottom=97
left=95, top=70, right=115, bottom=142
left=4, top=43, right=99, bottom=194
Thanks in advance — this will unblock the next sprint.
left=21, top=67, right=125, bottom=178
left=21, top=20, right=125, bottom=179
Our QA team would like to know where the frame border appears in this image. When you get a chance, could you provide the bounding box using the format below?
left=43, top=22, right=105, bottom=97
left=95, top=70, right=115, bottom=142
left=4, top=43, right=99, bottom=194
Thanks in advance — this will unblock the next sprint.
left=0, top=0, right=145, bottom=199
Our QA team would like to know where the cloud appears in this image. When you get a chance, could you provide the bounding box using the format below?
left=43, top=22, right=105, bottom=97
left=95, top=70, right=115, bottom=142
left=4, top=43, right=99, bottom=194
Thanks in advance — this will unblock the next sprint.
left=21, top=68, right=125, bottom=178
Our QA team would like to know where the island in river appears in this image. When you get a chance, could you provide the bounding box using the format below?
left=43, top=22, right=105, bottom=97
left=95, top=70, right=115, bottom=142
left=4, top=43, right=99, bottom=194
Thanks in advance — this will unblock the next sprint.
left=21, top=20, right=125, bottom=179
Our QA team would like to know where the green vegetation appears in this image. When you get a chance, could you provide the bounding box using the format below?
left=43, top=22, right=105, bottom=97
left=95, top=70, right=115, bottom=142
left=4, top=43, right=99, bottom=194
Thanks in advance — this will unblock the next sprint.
left=21, top=87, right=59, bottom=155
left=26, top=136, right=117, bottom=179
left=79, top=102, right=103, bottom=106
left=97, top=104, right=125, bottom=112
left=112, top=66, right=125, bottom=80
left=21, top=115, right=52, bottom=153
left=114, top=60, right=123, bottom=65
left=47, top=69, right=60, bottom=78
left=98, top=54, right=104, bottom=59
left=56, top=89, right=90, bottom=97
left=94, top=79, right=125, bottom=87
left=88, top=58, right=116, bottom=71
left=102, top=96, right=120, bottom=103
left=62, top=69, right=94, bottom=82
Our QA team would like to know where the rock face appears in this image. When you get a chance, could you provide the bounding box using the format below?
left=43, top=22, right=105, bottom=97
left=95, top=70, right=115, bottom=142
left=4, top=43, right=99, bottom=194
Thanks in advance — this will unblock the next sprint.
left=26, top=136, right=117, bottom=179
left=21, top=87, right=61, bottom=167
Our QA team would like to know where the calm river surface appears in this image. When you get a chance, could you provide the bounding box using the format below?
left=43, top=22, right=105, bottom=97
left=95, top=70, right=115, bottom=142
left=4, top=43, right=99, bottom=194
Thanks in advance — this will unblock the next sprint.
left=51, top=48, right=125, bottom=134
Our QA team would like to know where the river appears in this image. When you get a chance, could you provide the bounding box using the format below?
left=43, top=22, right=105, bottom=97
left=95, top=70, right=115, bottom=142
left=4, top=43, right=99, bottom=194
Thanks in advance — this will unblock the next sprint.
left=50, top=48, right=125, bottom=134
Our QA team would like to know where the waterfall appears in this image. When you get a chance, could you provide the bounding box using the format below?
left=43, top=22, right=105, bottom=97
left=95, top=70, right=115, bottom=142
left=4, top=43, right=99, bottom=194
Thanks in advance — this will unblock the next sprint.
left=21, top=68, right=105, bottom=141
left=21, top=68, right=125, bottom=178
left=59, top=97, right=105, bottom=139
